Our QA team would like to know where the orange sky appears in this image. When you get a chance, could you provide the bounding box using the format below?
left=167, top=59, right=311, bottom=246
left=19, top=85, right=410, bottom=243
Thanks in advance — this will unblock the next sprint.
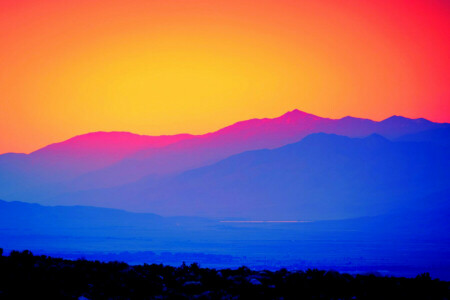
left=0, top=0, right=449, bottom=154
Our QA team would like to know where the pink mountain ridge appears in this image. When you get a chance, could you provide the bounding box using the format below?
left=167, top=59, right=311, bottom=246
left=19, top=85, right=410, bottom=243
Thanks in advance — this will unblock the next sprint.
left=0, top=109, right=447, bottom=201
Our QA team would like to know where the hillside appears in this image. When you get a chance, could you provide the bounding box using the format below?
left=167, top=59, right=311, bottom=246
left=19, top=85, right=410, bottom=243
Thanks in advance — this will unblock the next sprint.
left=44, top=133, right=450, bottom=220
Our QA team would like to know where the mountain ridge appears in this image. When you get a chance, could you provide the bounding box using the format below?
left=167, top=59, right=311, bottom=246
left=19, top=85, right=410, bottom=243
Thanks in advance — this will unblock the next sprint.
left=3, top=110, right=448, bottom=156
left=1, top=110, right=448, bottom=203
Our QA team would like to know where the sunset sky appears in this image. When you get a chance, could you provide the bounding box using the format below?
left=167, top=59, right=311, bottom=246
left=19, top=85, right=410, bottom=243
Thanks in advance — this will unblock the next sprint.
left=0, top=0, right=449, bottom=154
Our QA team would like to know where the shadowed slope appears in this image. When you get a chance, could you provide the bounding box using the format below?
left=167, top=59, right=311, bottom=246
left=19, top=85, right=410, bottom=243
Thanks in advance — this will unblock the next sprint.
left=46, top=133, right=450, bottom=220
left=395, top=127, right=450, bottom=146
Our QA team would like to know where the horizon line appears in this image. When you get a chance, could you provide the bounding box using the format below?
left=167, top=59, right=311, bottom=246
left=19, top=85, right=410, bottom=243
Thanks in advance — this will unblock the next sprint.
left=1, top=108, right=447, bottom=155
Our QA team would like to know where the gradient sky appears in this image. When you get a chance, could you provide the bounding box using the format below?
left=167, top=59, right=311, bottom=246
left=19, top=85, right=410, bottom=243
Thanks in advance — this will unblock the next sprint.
left=0, top=0, right=449, bottom=154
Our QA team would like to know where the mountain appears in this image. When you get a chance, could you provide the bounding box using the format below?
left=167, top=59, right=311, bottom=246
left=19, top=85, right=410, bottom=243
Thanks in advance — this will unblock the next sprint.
left=1, top=191, right=449, bottom=243
left=0, top=132, right=193, bottom=198
left=43, top=133, right=450, bottom=220
left=1, top=110, right=448, bottom=201
left=68, top=111, right=449, bottom=190
left=31, top=131, right=194, bottom=172
left=0, top=199, right=212, bottom=236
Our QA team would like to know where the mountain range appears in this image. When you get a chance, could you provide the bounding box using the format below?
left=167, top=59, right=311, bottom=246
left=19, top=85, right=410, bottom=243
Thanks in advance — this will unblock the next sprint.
left=0, top=109, right=449, bottom=220
left=1, top=193, right=449, bottom=241
left=42, top=133, right=450, bottom=220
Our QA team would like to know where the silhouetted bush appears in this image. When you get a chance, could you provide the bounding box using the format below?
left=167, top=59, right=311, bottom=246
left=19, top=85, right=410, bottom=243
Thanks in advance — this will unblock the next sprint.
left=0, top=250, right=448, bottom=299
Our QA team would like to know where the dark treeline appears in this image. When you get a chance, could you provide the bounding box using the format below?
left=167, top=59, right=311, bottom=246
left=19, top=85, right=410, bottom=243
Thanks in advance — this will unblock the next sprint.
left=0, top=249, right=449, bottom=300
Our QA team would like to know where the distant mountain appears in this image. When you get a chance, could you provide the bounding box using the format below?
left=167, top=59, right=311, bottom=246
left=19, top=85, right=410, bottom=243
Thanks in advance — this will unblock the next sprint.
left=44, top=133, right=450, bottom=220
left=0, top=199, right=211, bottom=236
left=0, top=132, right=193, bottom=198
left=1, top=188, right=448, bottom=242
left=31, top=131, right=194, bottom=172
left=1, top=110, right=448, bottom=201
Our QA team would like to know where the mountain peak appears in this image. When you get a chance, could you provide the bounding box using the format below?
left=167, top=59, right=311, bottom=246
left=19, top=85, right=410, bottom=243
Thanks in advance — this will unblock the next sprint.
left=278, top=109, right=322, bottom=122
left=381, top=115, right=430, bottom=122
left=282, top=109, right=314, bottom=117
left=381, top=115, right=438, bottom=126
left=382, top=115, right=409, bottom=122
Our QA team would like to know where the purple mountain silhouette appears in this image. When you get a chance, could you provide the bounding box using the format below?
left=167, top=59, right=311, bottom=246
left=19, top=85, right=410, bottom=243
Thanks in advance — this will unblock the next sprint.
left=64, top=110, right=448, bottom=190
left=0, top=110, right=448, bottom=201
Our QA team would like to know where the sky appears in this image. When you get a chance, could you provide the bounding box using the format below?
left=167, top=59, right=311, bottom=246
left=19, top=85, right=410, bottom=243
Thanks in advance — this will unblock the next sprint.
left=0, top=0, right=449, bottom=154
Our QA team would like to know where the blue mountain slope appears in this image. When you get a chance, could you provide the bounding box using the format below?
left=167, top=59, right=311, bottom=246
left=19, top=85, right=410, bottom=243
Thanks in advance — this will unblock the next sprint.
left=46, top=133, right=450, bottom=220
left=0, top=199, right=212, bottom=237
left=395, top=127, right=450, bottom=146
